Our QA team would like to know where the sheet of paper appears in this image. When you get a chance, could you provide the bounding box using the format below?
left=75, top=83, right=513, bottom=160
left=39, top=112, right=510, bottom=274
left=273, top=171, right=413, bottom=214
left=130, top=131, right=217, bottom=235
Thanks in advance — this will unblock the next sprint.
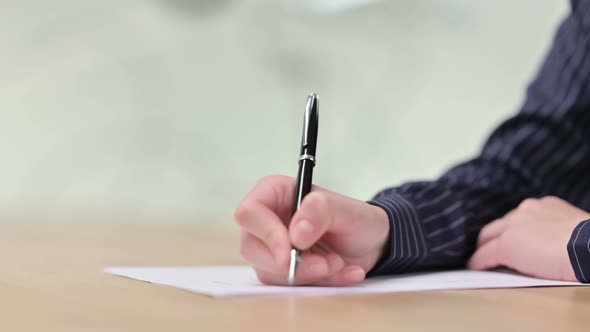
left=103, top=265, right=586, bottom=298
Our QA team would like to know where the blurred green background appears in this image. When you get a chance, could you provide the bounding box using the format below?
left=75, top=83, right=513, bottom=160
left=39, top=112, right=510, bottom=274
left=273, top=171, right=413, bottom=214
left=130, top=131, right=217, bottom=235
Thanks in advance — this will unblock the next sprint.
left=0, top=0, right=566, bottom=225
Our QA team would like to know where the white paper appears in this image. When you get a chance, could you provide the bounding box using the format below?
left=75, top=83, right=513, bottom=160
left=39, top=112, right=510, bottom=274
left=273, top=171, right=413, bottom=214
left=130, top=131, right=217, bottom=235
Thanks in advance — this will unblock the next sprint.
left=103, top=265, right=587, bottom=298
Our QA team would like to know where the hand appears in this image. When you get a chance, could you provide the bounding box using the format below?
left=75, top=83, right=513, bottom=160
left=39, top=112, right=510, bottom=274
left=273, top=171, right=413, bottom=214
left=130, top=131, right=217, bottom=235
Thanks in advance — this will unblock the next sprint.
left=468, top=196, right=590, bottom=281
left=234, top=175, right=389, bottom=286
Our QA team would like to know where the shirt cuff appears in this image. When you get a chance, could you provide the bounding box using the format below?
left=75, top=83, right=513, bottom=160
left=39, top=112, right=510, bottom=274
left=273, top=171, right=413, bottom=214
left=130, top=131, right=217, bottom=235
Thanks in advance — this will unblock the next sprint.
left=366, top=193, right=428, bottom=277
left=567, top=219, right=590, bottom=283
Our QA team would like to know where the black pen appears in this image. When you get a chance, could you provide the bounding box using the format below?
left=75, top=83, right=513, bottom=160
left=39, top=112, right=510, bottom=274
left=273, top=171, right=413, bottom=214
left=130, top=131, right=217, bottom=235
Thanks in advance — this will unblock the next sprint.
left=288, top=93, right=319, bottom=285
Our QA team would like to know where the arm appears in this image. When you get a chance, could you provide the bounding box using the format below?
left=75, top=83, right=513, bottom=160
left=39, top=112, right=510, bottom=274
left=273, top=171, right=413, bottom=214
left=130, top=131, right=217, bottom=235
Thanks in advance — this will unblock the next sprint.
left=368, top=0, right=590, bottom=277
left=234, top=1, right=590, bottom=287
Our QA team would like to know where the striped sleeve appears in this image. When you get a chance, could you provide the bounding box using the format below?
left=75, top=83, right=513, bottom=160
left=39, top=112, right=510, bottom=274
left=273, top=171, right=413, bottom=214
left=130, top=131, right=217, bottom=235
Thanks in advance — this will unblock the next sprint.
left=568, top=219, right=590, bottom=283
left=367, top=0, right=590, bottom=278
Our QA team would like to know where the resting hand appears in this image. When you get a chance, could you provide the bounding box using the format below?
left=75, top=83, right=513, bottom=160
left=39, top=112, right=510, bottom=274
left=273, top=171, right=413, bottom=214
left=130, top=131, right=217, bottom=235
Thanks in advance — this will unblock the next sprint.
left=468, top=196, right=590, bottom=281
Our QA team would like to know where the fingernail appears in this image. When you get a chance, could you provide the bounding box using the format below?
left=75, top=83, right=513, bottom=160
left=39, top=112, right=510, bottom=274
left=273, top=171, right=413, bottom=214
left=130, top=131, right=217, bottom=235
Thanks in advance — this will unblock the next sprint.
left=344, top=268, right=365, bottom=281
left=296, top=219, right=314, bottom=233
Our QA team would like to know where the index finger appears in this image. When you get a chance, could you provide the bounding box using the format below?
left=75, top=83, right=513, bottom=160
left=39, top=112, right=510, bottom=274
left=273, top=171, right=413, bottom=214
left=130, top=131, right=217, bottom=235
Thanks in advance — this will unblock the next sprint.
left=235, top=200, right=291, bottom=267
left=243, top=175, right=297, bottom=223
left=234, top=176, right=295, bottom=267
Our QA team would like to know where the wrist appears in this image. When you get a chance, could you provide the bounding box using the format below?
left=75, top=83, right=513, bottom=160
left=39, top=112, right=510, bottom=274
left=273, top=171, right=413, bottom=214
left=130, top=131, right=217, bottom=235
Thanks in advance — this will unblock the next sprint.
left=369, top=204, right=390, bottom=268
left=366, top=194, right=428, bottom=276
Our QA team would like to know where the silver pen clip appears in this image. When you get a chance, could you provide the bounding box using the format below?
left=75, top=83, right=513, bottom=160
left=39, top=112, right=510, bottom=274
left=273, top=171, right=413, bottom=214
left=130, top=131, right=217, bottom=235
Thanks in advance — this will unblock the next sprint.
left=302, top=94, right=317, bottom=148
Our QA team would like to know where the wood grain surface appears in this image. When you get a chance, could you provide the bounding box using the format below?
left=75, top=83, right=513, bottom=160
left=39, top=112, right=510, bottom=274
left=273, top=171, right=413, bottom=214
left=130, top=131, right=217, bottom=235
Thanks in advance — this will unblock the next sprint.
left=1, top=219, right=589, bottom=331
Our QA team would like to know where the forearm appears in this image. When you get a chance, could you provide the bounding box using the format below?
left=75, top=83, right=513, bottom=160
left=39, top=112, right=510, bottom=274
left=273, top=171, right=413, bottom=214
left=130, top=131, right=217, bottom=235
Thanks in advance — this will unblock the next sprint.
left=368, top=0, right=590, bottom=277
left=367, top=160, right=532, bottom=276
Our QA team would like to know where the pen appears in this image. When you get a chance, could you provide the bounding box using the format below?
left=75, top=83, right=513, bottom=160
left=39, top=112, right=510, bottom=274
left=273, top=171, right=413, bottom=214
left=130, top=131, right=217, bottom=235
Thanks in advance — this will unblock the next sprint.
left=288, top=93, right=319, bottom=285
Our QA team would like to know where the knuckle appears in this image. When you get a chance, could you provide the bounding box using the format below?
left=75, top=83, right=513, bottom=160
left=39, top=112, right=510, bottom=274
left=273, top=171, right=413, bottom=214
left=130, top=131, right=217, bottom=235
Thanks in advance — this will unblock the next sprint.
left=481, top=222, right=493, bottom=233
left=541, top=195, right=560, bottom=203
left=477, top=228, right=488, bottom=241
left=256, top=175, right=275, bottom=187
left=519, top=198, right=539, bottom=210
left=479, top=225, right=492, bottom=238
left=256, top=175, right=289, bottom=188
left=304, top=191, right=329, bottom=211
left=233, top=202, right=252, bottom=226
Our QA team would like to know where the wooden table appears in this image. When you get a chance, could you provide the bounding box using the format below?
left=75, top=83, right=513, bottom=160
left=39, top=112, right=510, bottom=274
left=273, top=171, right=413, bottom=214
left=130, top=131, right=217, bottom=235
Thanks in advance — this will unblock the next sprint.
left=1, top=220, right=590, bottom=331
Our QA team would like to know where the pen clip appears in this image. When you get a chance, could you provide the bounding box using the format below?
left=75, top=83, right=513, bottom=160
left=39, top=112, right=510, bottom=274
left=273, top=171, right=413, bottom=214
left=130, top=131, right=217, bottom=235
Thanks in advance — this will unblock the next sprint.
left=302, top=94, right=317, bottom=148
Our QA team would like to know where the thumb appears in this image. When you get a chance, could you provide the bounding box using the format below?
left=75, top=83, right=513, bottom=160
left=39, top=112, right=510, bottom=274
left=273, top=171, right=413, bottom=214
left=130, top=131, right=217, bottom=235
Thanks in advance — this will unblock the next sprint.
left=289, top=190, right=387, bottom=251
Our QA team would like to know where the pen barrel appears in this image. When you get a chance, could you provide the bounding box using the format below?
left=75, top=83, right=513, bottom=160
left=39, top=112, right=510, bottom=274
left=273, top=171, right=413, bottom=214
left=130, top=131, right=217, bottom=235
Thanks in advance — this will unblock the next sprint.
left=293, top=159, right=315, bottom=213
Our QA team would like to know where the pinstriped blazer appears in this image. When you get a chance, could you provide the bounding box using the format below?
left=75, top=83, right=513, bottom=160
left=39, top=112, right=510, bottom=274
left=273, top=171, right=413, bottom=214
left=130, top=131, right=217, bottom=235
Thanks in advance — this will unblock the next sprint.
left=368, top=0, right=590, bottom=282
